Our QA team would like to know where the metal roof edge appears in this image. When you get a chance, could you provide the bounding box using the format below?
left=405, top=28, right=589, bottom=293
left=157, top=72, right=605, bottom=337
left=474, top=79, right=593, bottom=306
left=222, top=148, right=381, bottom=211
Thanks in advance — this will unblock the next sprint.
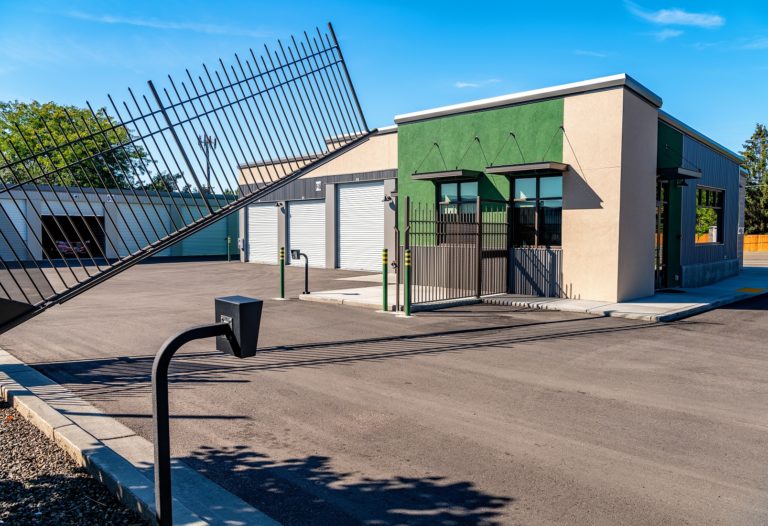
left=394, top=74, right=663, bottom=124
left=375, top=124, right=398, bottom=135
left=659, top=110, right=744, bottom=164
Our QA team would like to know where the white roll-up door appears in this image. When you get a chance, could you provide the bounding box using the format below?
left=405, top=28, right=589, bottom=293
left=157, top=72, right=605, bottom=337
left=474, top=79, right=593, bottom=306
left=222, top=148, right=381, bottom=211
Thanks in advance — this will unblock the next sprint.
left=0, top=199, right=27, bottom=261
left=247, top=204, right=278, bottom=264
left=288, top=200, right=325, bottom=268
left=337, top=181, right=384, bottom=271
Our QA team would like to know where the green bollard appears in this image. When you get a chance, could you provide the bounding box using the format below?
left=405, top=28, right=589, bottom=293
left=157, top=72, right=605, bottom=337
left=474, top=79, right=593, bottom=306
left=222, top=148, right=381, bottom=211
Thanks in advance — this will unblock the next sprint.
left=279, top=247, right=285, bottom=299
left=226, top=236, right=231, bottom=262
left=404, top=248, right=411, bottom=317
left=382, top=248, right=388, bottom=311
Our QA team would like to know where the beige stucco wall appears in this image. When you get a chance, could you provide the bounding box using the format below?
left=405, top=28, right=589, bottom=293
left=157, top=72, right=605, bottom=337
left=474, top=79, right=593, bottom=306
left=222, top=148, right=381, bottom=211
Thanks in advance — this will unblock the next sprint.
left=237, top=130, right=397, bottom=186
left=616, top=90, right=657, bottom=300
left=561, top=87, right=656, bottom=302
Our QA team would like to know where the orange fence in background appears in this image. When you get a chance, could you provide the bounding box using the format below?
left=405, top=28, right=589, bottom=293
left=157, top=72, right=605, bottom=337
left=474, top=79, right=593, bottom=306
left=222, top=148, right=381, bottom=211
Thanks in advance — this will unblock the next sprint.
left=744, top=234, right=768, bottom=252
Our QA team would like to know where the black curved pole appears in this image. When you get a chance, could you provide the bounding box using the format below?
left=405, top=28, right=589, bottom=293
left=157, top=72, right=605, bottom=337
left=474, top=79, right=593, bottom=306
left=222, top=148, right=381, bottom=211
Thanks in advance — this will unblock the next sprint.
left=301, top=253, right=310, bottom=295
left=152, top=321, right=231, bottom=526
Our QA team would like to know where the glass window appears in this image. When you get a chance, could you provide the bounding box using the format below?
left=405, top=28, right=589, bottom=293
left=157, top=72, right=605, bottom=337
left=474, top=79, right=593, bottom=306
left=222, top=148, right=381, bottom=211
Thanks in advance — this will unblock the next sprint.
left=539, top=199, right=563, bottom=246
left=539, top=177, right=563, bottom=199
left=440, top=183, right=458, bottom=204
left=512, top=175, right=563, bottom=247
left=514, top=178, right=537, bottom=201
left=695, top=187, right=724, bottom=244
left=460, top=181, right=478, bottom=201
left=513, top=202, right=536, bottom=246
left=439, top=181, right=479, bottom=216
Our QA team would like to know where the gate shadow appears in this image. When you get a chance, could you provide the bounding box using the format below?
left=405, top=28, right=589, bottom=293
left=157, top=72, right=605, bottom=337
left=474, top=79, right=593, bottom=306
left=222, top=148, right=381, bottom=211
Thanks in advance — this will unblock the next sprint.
left=25, top=315, right=682, bottom=403
left=181, top=444, right=512, bottom=525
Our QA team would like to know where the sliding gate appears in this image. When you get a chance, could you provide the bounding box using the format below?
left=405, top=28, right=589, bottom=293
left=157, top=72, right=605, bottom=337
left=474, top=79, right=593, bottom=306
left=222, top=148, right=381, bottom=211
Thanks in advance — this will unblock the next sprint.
left=0, top=23, right=370, bottom=334
left=403, top=198, right=509, bottom=305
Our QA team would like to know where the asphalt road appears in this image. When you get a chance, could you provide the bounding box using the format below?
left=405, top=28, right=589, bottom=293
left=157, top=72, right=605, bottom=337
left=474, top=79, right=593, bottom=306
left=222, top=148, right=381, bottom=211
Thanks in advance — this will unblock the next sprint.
left=2, top=260, right=768, bottom=525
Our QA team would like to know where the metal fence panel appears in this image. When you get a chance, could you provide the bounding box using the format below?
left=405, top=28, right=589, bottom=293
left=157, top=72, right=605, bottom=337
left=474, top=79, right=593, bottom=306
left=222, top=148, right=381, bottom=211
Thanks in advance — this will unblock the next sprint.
left=405, top=199, right=509, bottom=305
left=0, top=23, right=369, bottom=333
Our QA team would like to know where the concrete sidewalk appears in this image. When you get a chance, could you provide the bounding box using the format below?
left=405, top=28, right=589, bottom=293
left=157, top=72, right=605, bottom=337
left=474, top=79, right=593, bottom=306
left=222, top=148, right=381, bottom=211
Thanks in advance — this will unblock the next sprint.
left=485, top=265, right=768, bottom=321
left=0, top=349, right=281, bottom=526
left=302, top=265, right=768, bottom=322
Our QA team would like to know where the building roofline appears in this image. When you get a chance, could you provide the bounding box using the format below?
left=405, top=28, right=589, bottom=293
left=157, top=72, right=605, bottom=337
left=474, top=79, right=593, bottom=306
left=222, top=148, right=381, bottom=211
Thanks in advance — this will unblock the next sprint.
left=659, top=110, right=743, bottom=164
left=394, top=74, right=662, bottom=124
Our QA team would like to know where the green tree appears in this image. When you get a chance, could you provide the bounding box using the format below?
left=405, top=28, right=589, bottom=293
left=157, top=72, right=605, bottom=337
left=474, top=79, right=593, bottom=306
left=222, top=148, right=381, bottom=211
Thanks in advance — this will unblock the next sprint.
left=696, top=206, right=718, bottom=236
left=742, top=123, right=768, bottom=234
left=141, top=172, right=191, bottom=193
left=0, top=100, right=145, bottom=189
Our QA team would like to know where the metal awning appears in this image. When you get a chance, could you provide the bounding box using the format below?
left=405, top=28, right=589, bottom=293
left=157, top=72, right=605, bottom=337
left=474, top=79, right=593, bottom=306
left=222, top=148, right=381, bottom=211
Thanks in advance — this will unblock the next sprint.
left=657, top=167, right=702, bottom=181
left=485, top=161, right=569, bottom=176
left=411, top=169, right=484, bottom=181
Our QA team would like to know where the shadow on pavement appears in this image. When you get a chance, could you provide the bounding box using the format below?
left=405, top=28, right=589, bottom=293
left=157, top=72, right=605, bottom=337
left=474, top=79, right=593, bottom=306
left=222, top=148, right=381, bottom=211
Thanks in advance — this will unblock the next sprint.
left=182, top=444, right=512, bottom=526
left=716, top=293, right=768, bottom=311
left=28, top=315, right=674, bottom=402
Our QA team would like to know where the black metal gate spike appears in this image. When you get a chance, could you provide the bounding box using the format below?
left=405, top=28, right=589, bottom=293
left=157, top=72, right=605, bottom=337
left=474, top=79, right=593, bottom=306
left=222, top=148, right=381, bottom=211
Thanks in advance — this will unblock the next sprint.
left=0, top=22, right=370, bottom=334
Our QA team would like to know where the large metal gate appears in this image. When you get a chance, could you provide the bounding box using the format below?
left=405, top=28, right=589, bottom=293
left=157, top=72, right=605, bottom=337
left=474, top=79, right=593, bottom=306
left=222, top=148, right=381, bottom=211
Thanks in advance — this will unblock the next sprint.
left=402, top=198, right=509, bottom=305
left=0, top=23, right=370, bottom=334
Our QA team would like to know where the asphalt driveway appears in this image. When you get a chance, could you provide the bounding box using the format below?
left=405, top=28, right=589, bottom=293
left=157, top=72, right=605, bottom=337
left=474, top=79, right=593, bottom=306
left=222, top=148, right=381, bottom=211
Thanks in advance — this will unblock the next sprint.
left=2, top=260, right=768, bottom=525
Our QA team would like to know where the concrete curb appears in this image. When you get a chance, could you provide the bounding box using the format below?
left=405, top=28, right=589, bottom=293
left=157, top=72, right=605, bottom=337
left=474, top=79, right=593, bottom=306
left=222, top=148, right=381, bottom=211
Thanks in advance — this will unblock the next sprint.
left=0, top=349, right=281, bottom=526
left=299, top=292, right=481, bottom=313
left=482, top=289, right=768, bottom=322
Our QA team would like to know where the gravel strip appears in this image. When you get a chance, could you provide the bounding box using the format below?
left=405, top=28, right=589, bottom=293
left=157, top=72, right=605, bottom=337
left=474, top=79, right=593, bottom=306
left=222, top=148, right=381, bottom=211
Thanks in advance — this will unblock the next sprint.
left=0, top=400, right=148, bottom=526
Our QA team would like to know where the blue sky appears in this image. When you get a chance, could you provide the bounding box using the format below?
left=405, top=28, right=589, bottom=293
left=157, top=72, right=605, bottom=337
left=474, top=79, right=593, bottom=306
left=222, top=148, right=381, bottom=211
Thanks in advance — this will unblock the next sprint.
left=0, top=0, right=765, bottom=152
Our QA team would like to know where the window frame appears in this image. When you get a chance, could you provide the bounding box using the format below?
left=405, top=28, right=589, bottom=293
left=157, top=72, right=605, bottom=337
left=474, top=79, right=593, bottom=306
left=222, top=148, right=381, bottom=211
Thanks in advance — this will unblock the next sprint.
left=512, top=175, right=563, bottom=248
left=437, top=180, right=479, bottom=216
left=694, top=185, right=725, bottom=246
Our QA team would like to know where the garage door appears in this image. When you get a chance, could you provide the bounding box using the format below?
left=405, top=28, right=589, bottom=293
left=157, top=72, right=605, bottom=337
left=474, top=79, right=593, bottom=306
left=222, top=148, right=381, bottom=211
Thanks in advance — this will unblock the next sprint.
left=0, top=199, right=27, bottom=261
left=337, top=181, right=384, bottom=271
left=288, top=200, right=325, bottom=268
left=247, top=204, right=278, bottom=264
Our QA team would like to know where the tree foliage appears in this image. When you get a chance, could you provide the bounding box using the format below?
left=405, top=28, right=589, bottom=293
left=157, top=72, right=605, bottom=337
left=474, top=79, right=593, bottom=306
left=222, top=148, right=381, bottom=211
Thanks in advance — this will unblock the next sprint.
left=742, top=123, right=768, bottom=234
left=0, top=101, right=146, bottom=189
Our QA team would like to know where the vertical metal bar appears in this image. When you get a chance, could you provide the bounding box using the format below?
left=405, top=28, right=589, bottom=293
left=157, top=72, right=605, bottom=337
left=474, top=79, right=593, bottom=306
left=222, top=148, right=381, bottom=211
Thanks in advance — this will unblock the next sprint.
left=102, top=96, right=177, bottom=241
left=382, top=248, right=388, bottom=311
left=300, top=36, right=346, bottom=142
left=279, top=246, right=285, bottom=299
left=404, top=248, right=411, bottom=316
left=326, top=24, right=368, bottom=132
left=147, top=80, right=212, bottom=214
left=86, top=101, right=171, bottom=249
left=159, top=85, right=225, bottom=212
left=476, top=196, right=482, bottom=298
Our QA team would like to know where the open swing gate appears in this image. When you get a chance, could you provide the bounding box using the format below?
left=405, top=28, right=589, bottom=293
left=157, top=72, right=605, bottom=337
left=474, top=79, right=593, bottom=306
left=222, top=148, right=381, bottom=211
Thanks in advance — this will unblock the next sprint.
left=0, top=23, right=370, bottom=334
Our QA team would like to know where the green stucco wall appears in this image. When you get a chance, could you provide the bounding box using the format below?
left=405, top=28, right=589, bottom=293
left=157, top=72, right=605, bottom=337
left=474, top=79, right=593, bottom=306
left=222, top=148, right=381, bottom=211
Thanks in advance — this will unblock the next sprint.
left=397, top=99, right=565, bottom=220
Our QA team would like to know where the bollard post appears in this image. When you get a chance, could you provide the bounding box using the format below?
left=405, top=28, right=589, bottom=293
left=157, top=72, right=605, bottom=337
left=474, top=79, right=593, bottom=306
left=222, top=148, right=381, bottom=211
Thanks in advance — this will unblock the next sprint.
left=226, top=236, right=231, bottom=262
left=382, top=248, right=388, bottom=311
left=279, top=247, right=285, bottom=299
left=404, top=248, right=411, bottom=317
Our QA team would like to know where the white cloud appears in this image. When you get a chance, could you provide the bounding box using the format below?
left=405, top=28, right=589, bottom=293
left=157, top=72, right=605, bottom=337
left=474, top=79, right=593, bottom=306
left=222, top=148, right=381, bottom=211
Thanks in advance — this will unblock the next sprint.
left=626, top=2, right=724, bottom=28
left=453, top=79, right=500, bottom=89
left=653, top=29, right=684, bottom=41
left=743, top=37, right=768, bottom=50
left=572, top=49, right=608, bottom=58
left=66, top=11, right=271, bottom=38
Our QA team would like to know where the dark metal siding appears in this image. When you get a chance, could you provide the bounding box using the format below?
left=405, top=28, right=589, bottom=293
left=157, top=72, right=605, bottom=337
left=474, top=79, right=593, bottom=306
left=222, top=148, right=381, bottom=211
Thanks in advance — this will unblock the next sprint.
left=679, top=135, right=740, bottom=286
left=510, top=248, right=563, bottom=297
left=242, top=169, right=397, bottom=204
